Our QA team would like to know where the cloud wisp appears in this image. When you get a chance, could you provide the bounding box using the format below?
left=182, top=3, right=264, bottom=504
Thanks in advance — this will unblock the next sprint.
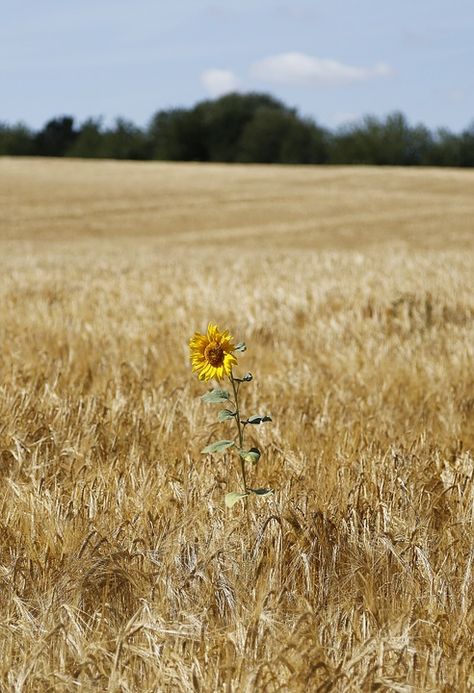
left=250, top=52, right=391, bottom=87
left=200, top=69, right=240, bottom=97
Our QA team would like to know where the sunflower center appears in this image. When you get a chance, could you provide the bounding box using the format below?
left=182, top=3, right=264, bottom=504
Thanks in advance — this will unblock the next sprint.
left=204, top=342, right=224, bottom=367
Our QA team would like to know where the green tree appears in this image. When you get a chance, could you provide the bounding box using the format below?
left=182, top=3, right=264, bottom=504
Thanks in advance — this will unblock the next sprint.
left=148, top=108, right=207, bottom=161
left=459, top=122, right=474, bottom=167
left=35, top=116, right=77, bottom=156
left=237, top=108, right=295, bottom=163
left=148, top=93, right=305, bottom=162
left=67, top=118, right=104, bottom=158
left=279, top=117, right=328, bottom=164
left=98, top=118, right=149, bottom=160
left=197, top=92, right=290, bottom=162
left=0, top=95, right=472, bottom=167
left=0, top=122, right=35, bottom=155
left=236, top=107, right=327, bottom=164
left=330, top=112, right=433, bottom=165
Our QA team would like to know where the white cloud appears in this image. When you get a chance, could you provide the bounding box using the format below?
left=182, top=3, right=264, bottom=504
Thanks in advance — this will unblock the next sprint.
left=250, top=52, right=391, bottom=87
left=200, top=69, right=239, bottom=97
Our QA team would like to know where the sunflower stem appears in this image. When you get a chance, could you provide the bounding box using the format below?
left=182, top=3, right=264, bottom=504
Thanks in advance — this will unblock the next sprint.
left=230, top=370, right=248, bottom=494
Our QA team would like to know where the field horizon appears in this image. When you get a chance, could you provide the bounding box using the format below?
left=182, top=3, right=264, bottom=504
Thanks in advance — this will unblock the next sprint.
left=0, top=158, right=473, bottom=691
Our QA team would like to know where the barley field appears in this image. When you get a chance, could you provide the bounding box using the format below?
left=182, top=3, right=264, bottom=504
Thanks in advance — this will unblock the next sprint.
left=0, top=157, right=473, bottom=692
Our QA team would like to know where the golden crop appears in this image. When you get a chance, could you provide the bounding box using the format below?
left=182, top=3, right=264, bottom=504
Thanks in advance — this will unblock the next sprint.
left=0, top=158, right=473, bottom=691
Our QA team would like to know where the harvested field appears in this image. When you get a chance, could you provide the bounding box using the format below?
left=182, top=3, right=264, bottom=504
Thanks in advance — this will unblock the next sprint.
left=0, top=157, right=473, bottom=691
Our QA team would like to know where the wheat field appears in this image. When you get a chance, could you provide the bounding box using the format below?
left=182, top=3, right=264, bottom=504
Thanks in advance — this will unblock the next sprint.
left=0, top=157, right=473, bottom=692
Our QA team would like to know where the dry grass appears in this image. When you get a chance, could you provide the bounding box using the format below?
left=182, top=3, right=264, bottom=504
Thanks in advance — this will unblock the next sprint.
left=0, top=157, right=473, bottom=691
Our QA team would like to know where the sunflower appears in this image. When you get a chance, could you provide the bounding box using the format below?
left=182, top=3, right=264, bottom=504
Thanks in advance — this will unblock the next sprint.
left=189, top=323, right=237, bottom=381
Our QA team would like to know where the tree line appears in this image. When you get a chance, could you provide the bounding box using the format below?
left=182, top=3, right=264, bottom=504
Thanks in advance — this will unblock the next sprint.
left=1, top=92, right=473, bottom=166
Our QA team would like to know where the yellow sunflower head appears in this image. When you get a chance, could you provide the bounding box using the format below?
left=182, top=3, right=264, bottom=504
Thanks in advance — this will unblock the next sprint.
left=189, top=323, right=237, bottom=381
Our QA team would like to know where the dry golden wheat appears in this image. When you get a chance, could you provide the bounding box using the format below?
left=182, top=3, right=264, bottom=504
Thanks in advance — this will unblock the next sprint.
left=0, top=157, right=473, bottom=691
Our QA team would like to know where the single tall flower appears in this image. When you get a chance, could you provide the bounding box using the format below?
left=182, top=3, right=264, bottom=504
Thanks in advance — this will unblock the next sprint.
left=189, top=323, right=237, bottom=381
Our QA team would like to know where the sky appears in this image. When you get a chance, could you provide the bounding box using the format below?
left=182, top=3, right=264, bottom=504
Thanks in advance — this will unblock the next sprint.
left=1, top=0, right=473, bottom=132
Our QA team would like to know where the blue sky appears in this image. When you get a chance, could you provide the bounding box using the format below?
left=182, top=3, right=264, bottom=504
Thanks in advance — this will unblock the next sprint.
left=1, top=0, right=473, bottom=131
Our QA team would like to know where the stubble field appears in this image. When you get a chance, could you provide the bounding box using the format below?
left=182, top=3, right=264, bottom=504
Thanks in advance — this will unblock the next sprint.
left=0, top=157, right=473, bottom=691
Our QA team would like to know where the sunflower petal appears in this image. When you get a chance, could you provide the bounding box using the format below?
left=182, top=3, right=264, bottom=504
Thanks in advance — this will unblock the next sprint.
left=189, top=323, right=238, bottom=381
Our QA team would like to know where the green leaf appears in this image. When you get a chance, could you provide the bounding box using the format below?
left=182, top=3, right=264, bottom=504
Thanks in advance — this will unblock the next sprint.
left=248, top=488, right=273, bottom=497
left=245, top=415, right=272, bottom=425
left=201, top=389, right=230, bottom=404
left=201, top=440, right=234, bottom=454
left=235, top=342, right=247, bottom=353
left=224, top=491, right=248, bottom=508
left=218, top=408, right=236, bottom=422
left=239, top=447, right=261, bottom=464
